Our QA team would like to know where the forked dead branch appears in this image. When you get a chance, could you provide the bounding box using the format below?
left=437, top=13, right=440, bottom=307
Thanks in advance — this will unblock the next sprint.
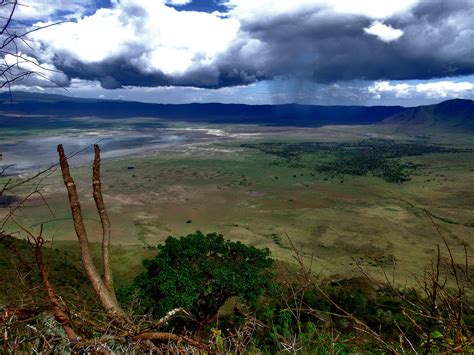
left=56, top=143, right=209, bottom=350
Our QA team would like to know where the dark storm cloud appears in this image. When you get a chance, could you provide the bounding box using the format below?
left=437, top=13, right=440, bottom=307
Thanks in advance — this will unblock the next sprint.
left=236, top=0, right=474, bottom=83
left=55, top=57, right=265, bottom=89
left=55, top=59, right=169, bottom=89
left=45, top=0, right=474, bottom=89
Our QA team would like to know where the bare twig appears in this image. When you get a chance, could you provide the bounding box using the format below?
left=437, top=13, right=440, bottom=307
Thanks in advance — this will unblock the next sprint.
left=285, top=233, right=394, bottom=351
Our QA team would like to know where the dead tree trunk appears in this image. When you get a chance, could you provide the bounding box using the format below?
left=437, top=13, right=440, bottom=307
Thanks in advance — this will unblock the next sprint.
left=34, top=235, right=79, bottom=342
left=92, top=144, right=116, bottom=302
left=57, top=145, right=127, bottom=321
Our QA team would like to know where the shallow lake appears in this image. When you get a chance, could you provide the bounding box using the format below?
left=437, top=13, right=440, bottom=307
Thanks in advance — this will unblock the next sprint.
left=0, top=116, right=224, bottom=175
left=0, top=130, right=187, bottom=175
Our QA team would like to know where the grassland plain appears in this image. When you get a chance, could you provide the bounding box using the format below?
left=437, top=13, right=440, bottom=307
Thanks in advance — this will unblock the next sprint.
left=1, top=123, right=473, bottom=289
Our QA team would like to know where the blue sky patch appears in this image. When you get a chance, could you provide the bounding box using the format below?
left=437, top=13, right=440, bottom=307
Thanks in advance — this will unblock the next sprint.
left=169, top=0, right=228, bottom=13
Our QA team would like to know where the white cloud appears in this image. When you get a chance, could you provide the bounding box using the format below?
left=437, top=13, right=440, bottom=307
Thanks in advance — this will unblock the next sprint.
left=369, top=80, right=474, bottom=99
left=163, top=0, right=193, bottom=5
left=33, top=0, right=239, bottom=77
left=7, top=0, right=92, bottom=20
left=330, top=0, right=419, bottom=19
left=368, top=81, right=411, bottom=98
left=415, top=81, right=474, bottom=98
left=364, top=21, right=404, bottom=42
left=34, top=8, right=137, bottom=64
left=3, top=53, right=69, bottom=87
left=223, top=0, right=420, bottom=21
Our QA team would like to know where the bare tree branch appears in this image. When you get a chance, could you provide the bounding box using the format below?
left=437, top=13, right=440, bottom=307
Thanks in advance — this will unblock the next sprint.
left=92, top=144, right=116, bottom=302
left=32, top=232, right=80, bottom=342
left=0, top=0, right=16, bottom=36
left=57, top=144, right=128, bottom=322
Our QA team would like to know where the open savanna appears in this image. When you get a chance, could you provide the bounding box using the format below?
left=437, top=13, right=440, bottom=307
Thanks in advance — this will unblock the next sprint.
left=2, top=123, right=473, bottom=288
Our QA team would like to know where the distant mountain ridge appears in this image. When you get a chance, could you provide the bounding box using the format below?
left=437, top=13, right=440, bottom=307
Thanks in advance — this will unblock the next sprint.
left=0, top=91, right=406, bottom=127
left=383, top=99, right=474, bottom=131
left=1, top=92, right=473, bottom=130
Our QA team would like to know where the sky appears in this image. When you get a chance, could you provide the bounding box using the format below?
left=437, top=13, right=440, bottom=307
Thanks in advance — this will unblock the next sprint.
left=1, top=0, right=474, bottom=106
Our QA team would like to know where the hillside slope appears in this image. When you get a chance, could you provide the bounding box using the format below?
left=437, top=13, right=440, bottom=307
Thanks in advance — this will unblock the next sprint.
left=382, top=99, right=474, bottom=131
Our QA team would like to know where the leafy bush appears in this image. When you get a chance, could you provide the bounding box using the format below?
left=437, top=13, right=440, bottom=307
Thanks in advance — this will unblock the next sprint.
left=119, top=231, right=273, bottom=321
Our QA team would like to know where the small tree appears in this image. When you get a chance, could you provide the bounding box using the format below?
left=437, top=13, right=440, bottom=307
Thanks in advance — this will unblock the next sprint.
left=122, top=232, right=274, bottom=322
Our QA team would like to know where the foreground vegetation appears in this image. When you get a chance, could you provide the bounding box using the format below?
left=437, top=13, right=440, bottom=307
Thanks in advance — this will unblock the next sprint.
left=1, top=232, right=473, bottom=353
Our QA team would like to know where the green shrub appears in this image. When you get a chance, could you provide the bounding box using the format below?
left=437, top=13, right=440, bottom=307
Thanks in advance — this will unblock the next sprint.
left=119, top=231, right=273, bottom=321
